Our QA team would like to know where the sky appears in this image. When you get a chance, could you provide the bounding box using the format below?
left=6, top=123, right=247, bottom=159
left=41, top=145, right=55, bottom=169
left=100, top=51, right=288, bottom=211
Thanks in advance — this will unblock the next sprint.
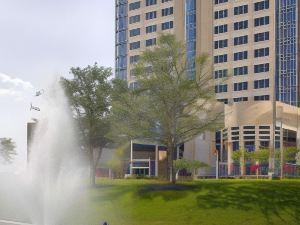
left=0, top=0, right=115, bottom=169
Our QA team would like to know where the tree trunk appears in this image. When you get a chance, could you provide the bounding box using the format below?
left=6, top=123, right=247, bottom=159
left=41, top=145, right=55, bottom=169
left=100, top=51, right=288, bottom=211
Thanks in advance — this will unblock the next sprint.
left=167, top=142, right=176, bottom=184
left=89, top=146, right=96, bottom=187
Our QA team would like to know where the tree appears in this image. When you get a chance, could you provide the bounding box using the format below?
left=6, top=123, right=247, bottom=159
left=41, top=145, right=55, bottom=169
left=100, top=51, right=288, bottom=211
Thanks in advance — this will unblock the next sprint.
left=174, top=159, right=207, bottom=180
left=111, top=34, right=223, bottom=183
left=106, top=142, right=130, bottom=178
left=275, top=147, right=299, bottom=162
left=61, top=63, right=112, bottom=186
left=0, top=138, right=17, bottom=163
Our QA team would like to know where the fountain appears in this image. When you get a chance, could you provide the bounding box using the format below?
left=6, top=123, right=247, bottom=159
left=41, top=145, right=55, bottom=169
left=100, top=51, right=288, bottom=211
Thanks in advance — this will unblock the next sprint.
left=0, top=81, right=86, bottom=225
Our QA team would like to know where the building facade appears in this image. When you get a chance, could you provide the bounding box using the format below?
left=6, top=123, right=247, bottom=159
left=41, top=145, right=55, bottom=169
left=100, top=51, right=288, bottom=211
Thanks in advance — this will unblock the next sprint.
left=115, top=0, right=300, bottom=176
left=213, top=0, right=300, bottom=174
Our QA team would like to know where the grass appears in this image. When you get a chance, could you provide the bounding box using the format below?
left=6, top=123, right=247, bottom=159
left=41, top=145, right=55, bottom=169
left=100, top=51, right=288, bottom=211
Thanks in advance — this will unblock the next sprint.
left=65, top=179, right=300, bottom=225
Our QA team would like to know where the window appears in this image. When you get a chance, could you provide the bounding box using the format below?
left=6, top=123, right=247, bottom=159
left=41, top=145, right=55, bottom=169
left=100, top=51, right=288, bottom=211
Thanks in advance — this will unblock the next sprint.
left=234, top=20, right=248, bottom=30
left=234, top=82, right=248, bottom=91
left=244, top=130, right=255, bottom=134
left=214, top=39, right=228, bottom=49
left=260, top=126, right=270, bottom=129
left=146, top=11, right=157, bottom=20
left=214, top=9, right=228, bottom=19
left=129, top=1, right=141, bottom=10
left=215, top=84, right=228, bottom=93
left=254, top=63, right=269, bottom=73
left=234, top=35, right=248, bottom=45
left=162, top=0, right=172, bottom=2
left=244, top=126, right=255, bottom=129
left=214, top=69, right=228, bottom=79
left=232, top=131, right=239, bottom=135
left=234, top=66, right=248, bottom=76
left=234, top=51, right=248, bottom=61
left=146, top=25, right=157, bottom=33
left=254, top=16, right=270, bottom=27
left=129, top=82, right=139, bottom=90
left=214, top=54, right=228, bottom=63
left=218, top=99, right=228, bottom=104
left=254, top=32, right=269, bottom=42
left=130, top=41, right=140, bottom=50
left=233, top=141, right=240, bottom=151
left=129, top=28, right=140, bottom=37
left=145, top=38, right=156, bottom=47
left=146, top=0, right=157, bottom=6
left=162, top=7, right=173, bottom=16
left=215, top=0, right=228, bottom=4
left=162, top=21, right=173, bottom=30
left=129, top=15, right=141, bottom=24
left=234, top=5, right=248, bottom=15
left=254, top=95, right=270, bottom=101
left=254, top=47, right=269, bottom=57
left=254, top=0, right=269, bottom=11
left=130, top=55, right=140, bottom=64
left=259, top=130, right=270, bottom=134
left=234, top=97, right=248, bottom=102
left=214, top=24, right=228, bottom=34
left=254, top=79, right=269, bottom=89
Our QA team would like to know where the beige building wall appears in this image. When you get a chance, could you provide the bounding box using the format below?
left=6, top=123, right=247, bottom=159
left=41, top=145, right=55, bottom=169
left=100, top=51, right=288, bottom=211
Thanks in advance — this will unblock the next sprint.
left=214, top=0, right=276, bottom=102
left=127, top=0, right=182, bottom=84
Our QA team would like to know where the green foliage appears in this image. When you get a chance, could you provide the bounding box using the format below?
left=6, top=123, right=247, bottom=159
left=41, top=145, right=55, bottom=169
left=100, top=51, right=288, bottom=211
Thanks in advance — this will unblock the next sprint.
left=277, top=147, right=299, bottom=162
left=174, top=159, right=207, bottom=172
left=252, top=149, right=270, bottom=162
left=0, top=138, right=16, bottom=163
left=111, top=34, right=224, bottom=182
left=106, top=142, right=130, bottom=178
left=232, top=149, right=252, bottom=162
left=232, top=147, right=300, bottom=163
left=61, top=63, right=112, bottom=185
left=61, top=63, right=112, bottom=149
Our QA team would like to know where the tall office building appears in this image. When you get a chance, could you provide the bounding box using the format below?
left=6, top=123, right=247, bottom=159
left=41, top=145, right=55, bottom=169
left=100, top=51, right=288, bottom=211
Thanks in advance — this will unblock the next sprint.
left=213, top=0, right=300, bottom=170
left=115, top=0, right=216, bottom=176
left=115, top=0, right=300, bottom=176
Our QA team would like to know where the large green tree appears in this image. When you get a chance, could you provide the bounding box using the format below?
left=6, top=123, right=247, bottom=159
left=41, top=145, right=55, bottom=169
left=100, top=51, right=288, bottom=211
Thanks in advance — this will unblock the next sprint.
left=61, top=63, right=112, bottom=186
left=111, top=34, right=223, bottom=183
left=0, top=138, right=17, bottom=163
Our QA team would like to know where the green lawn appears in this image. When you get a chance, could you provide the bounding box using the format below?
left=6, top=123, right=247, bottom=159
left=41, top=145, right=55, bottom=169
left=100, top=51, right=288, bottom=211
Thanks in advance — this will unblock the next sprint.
left=65, top=179, right=300, bottom=225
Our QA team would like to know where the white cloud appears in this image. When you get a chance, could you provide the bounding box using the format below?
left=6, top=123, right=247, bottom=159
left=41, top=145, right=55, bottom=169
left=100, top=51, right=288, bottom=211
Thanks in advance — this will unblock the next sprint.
left=0, top=73, right=33, bottom=90
left=0, top=73, right=34, bottom=101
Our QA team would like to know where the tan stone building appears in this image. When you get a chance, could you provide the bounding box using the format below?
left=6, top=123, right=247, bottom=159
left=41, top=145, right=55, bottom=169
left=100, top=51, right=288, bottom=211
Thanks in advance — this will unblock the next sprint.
left=115, top=0, right=300, bottom=176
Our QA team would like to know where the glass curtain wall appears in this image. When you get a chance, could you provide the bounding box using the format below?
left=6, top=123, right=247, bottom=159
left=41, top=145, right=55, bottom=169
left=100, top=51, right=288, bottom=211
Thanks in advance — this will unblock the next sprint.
left=116, top=0, right=128, bottom=80
left=185, top=0, right=196, bottom=79
left=276, top=0, right=298, bottom=106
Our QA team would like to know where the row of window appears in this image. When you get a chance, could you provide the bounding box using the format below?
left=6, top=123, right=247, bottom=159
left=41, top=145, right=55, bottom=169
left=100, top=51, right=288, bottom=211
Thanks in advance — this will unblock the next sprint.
left=214, top=16, right=270, bottom=34
left=217, top=94, right=270, bottom=103
left=214, top=0, right=269, bottom=19
left=230, top=126, right=271, bottom=131
left=215, top=63, right=270, bottom=77
left=214, top=35, right=269, bottom=49
left=130, top=0, right=172, bottom=11
left=215, top=79, right=269, bottom=93
left=129, top=21, right=173, bottom=38
left=215, top=50, right=270, bottom=64
left=215, top=32, right=269, bottom=46
left=215, top=64, right=269, bottom=76
left=130, top=38, right=157, bottom=50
